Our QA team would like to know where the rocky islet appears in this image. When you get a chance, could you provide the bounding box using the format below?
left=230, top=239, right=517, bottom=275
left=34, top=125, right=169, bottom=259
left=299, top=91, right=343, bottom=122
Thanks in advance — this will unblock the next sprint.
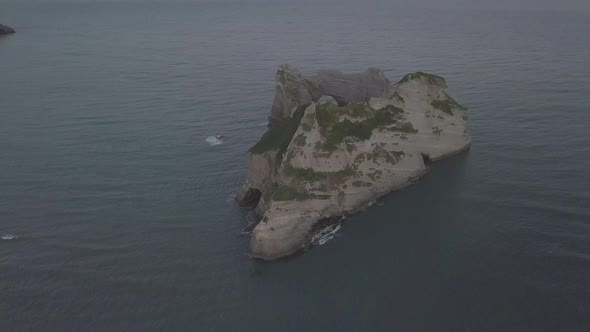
left=237, top=64, right=471, bottom=260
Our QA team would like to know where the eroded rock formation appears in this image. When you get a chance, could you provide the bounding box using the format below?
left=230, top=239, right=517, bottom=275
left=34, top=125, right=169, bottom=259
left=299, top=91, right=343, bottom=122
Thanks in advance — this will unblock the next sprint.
left=237, top=64, right=470, bottom=260
left=269, top=64, right=390, bottom=121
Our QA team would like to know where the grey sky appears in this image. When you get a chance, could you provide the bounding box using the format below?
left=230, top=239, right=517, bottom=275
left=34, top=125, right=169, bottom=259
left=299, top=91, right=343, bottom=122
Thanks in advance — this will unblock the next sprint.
left=7, top=0, right=590, bottom=11
left=428, top=0, right=590, bottom=10
left=371, top=0, right=590, bottom=11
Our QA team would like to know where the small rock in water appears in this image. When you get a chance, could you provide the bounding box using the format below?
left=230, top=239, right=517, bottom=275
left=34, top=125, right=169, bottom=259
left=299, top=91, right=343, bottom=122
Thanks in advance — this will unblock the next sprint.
left=0, top=24, right=16, bottom=35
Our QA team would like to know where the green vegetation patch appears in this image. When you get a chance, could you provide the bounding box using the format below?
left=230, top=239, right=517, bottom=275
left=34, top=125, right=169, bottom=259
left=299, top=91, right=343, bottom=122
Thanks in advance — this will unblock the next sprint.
left=345, top=142, right=357, bottom=153
left=249, top=111, right=304, bottom=168
left=432, top=126, right=443, bottom=136
left=316, top=102, right=372, bottom=123
left=284, top=165, right=327, bottom=183
left=430, top=92, right=467, bottom=115
left=328, top=166, right=357, bottom=187
left=354, top=147, right=405, bottom=166
left=395, top=122, right=418, bottom=134
left=371, top=146, right=404, bottom=165
left=315, top=103, right=409, bottom=152
left=294, top=133, right=307, bottom=147
left=366, top=170, right=383, bottom=182
left=283, top=163, right=357, bottom=187
left=431, top=100, right=455, bottom=115
left=399, top=72, right=445, bottom=86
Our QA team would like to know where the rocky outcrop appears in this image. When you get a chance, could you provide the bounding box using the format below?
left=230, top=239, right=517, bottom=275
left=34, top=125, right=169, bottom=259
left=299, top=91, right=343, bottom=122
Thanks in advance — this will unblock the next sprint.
left=270, top=64, right=389, bottom=122
left=0, top=24, right=15, bottom=35
left=237, top=65, right=471, bottom=260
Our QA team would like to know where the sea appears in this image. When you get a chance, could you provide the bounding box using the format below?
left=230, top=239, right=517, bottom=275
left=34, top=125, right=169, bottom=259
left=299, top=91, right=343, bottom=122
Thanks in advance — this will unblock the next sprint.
left=1, top=1, right=589, bottom=330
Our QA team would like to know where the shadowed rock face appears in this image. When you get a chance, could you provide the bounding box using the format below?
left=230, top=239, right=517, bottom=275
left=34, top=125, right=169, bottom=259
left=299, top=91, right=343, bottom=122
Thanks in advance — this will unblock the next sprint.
left=238, top=64, right=471, bottom=260
left=0, top=24, right=15, bottom=35
left=270, top=64, right=389, bottom=122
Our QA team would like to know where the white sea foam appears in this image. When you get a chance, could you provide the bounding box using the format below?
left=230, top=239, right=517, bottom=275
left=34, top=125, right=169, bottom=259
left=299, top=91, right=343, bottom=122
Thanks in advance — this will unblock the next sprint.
left=1, top=234, right=17, bottom=240
left=311, top=223, right=342, bottom=246
left=205, top=135, right=224, bottom=146
left=225, top=193, right=236, bottom=204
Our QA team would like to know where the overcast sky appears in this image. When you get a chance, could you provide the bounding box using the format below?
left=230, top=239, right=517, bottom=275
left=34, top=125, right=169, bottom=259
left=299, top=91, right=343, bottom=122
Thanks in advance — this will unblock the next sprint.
left=425, top=0, right=590, bottom=10
left=6, top=0, right=590, bottom=11
left=367, top=0, right=590, bottom=11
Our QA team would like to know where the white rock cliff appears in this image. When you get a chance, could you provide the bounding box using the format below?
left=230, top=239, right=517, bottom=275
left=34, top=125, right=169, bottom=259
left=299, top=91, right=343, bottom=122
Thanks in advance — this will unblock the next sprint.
left=237, top=65, right=471, bottom=260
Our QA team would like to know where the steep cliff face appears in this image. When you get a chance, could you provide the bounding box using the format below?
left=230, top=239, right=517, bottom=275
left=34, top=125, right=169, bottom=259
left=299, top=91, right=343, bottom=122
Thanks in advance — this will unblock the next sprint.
left=237, top=65, right=470, bottom=260
left=0, top=24, right=16, bottom=35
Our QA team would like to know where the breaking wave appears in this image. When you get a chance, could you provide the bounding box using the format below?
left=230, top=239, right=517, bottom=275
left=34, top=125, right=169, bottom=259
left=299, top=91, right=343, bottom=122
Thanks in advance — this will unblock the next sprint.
left=311, top=222, right=342, bottom=246
left=1, top=234, right=18, bottom=240
left=205, top=135, right=224, bottom=146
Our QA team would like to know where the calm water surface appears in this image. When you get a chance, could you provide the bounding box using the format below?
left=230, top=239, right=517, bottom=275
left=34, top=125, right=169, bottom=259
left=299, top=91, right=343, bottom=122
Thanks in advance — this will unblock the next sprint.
left=1, top=1, right=589, bottom=330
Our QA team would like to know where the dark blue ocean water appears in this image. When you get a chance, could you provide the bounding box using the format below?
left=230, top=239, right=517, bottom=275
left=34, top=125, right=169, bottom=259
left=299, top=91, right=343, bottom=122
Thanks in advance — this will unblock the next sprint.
left=1, top=1, right=590, bottom=330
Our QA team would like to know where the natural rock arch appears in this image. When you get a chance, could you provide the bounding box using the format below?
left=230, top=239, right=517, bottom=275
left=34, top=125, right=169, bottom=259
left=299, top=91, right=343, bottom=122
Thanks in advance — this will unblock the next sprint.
left=270, top=64, right=390, bottom=122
